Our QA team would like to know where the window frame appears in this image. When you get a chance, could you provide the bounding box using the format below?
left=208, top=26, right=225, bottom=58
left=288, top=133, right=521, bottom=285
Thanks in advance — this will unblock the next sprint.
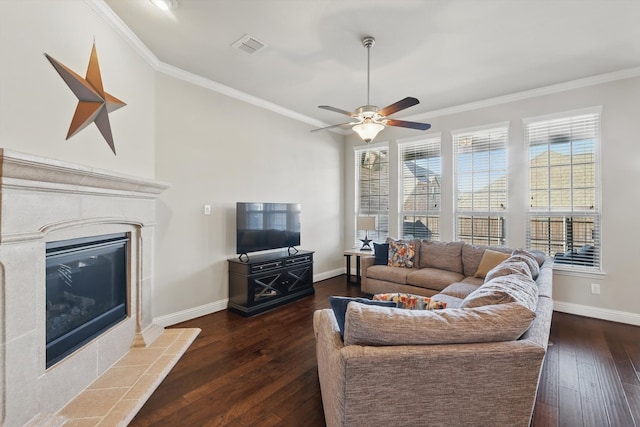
left=398, top=137, right=441, bottom=241
left=524, top=107, right=602, bottom=272
left=354, top=143, right=389, bottom=247
left=453, top=122, right=509, bottom=246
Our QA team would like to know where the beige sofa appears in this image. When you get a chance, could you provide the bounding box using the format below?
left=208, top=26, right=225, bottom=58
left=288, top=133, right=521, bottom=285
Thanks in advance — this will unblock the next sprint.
left=314, top=241, right=553, bottom=427
left=361, top=240, right=517, bottom=297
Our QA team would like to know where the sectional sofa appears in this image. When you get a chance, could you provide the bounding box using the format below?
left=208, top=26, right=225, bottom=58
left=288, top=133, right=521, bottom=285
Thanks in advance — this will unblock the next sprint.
left=314, top=240, right=553, bottom=426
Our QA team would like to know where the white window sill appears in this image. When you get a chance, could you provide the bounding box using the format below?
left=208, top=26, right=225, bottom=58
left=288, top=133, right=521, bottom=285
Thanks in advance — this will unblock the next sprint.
left=552, top=265, right=606, bottom=280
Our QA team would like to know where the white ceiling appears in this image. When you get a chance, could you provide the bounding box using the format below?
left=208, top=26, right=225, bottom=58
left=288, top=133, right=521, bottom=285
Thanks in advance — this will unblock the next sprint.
left=103, top=0, right=640, bottom=127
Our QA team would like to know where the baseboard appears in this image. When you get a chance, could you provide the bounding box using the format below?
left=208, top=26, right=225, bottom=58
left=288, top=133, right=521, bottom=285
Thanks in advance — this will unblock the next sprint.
left=553, top=301, right=640, bottom=326
left=314, top=268, right=344, bottom=283
left=154, top=299, right=228, bottom=327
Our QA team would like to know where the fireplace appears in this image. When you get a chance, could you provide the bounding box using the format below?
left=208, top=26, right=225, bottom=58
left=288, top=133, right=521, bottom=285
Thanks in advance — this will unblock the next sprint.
left=46, top=233, right=129, bottom=368
left=0, top=149, right=178, bottom=426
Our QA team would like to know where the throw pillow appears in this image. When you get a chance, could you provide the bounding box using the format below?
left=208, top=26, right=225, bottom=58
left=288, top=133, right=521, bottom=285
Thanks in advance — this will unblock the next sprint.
left=328, top=296, right=396, bottom=338
left=387, top=241, right=416, bottom=268
left=387, top=240, right=416, bottom=268
left=373, top=242, right=389, bottom=265
left=373, top=293, right=447, bottom=310
left=474, top=249, right=511, bottom=278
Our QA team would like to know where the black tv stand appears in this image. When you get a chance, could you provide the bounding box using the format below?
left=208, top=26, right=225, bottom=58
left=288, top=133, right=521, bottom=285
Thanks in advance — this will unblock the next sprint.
left=227, top=250, right=314, bottom=316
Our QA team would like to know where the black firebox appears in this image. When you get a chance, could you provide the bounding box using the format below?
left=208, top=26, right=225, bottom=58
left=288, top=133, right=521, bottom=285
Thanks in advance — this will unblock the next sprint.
left=45, top=233, right=128, bottom=368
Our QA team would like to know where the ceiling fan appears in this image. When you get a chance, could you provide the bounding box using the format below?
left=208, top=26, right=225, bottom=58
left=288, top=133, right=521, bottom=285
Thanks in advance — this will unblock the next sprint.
left=311, top=36, right=431, bottom=143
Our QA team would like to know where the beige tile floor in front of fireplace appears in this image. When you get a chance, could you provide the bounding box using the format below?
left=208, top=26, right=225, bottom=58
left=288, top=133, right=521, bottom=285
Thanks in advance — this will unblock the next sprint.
left=44, top=327, right=200, bottom=427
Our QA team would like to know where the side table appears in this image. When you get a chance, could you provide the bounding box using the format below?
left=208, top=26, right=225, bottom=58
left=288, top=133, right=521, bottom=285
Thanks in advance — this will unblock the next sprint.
left=343, top=248, right=374, bottom=286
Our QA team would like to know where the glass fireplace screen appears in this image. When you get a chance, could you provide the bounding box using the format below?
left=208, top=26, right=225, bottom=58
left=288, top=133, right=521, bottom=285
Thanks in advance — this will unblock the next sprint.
left=45, top=232, right=128, bottom=368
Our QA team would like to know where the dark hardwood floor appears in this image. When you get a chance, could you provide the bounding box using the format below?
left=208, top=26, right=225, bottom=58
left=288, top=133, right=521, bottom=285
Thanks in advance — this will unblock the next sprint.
left=131, top=275, right=640, bottom=427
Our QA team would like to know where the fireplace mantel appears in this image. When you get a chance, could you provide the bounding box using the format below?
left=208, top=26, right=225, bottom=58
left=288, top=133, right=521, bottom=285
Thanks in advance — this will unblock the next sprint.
left=0, top=149, right=171, bottom=426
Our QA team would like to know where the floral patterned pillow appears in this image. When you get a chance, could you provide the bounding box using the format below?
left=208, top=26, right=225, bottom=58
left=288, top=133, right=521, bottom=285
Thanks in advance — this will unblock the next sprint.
left=387, top=240, right=416, bottom=268
left=373, top=293, right=447, bottom=310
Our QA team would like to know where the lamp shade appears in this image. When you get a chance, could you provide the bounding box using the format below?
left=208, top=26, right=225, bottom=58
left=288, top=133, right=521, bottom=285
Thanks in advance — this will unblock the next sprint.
left=357, top=216, right=376, bottom=231
left=353, top=120, right=384, bottom=143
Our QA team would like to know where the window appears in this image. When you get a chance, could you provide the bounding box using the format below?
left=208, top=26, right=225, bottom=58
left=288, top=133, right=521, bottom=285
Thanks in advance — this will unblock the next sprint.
left=355, top=145, right=389, bottom=245
left=399, top=138, right=441, bottom=241
left=525, top=110, right=600, bottom=269
left=454, top=125, right=508, bottom=245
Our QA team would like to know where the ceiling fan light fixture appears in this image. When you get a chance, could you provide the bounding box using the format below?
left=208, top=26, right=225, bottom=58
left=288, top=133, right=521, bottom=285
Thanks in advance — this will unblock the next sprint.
left=353, top=119, right=384, bottom=143
left=150, top=0, right=178, bottom=11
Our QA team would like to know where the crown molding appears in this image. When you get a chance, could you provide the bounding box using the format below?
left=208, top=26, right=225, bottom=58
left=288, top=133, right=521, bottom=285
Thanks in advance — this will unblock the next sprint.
left=88, top=0, right=640, bottom=130
left=156, top=62, right=326, bottom=128
left=404, top=67, right=640, bottom=122
left=86, top=0, right=327, bottom=129
left=85, top=0, right=160, bottom=68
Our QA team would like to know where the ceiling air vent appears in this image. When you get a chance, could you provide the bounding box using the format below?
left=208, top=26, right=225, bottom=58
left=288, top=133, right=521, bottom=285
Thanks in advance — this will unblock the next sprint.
left=232, top=34, right=266, bottom=55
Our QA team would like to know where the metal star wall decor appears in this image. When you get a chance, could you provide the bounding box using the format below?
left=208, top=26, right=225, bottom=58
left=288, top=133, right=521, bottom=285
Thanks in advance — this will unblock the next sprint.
left=45, top=43, right=126, bottom=155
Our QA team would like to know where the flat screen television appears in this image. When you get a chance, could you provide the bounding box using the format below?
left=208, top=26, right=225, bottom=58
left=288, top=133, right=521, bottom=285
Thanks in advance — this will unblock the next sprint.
left=236, top=202, right=301, bottom=255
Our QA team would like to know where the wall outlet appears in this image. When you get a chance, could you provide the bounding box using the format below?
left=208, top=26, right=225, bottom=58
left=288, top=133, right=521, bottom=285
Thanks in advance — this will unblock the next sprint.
left=591, top=283, right=601, bottom=295
left=203, top=204, right=211, bottom=215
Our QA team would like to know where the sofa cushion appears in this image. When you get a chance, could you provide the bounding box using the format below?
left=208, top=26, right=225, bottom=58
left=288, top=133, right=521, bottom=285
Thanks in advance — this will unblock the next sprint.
left=343, top=302, right=536, bottom=346
left=388, top=240, right=416, bottom=268
left=460, top=273, right=538, bottom=311
left=367, top=265, right=412, bottom=284
left=406, top=268, right=465, bottom=291
left=440, top=282, right=481, bottom=299
left=328, top=296, right=396, bottom=338
left=430, top=293, right=464, bottom=309
left=419, top=241, right=464, bottom=274
left=484, top=259, right=532, bottom=282
left=510, top=249, right=540, bottom=279
left=474, top=249, right=511, bottom=278
left=461, top=244, right=512, bottom=277
left=373, top=242, right=389, bottom=265
left=460, top=276, right=484, bottom=286
left=373, top=293, right=447, bottom=310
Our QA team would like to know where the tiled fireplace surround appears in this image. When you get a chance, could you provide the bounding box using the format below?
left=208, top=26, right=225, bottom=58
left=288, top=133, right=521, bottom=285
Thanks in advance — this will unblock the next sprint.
left=0, top=149, right=194, bottom=426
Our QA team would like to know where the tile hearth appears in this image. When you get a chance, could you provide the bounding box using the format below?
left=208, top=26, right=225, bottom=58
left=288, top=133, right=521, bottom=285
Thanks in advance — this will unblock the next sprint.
left=33, top=328, right=200, bottom=427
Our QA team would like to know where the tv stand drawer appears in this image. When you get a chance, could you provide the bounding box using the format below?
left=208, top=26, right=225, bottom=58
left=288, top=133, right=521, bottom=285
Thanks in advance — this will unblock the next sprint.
left=250, top=261, right=283, bottom=274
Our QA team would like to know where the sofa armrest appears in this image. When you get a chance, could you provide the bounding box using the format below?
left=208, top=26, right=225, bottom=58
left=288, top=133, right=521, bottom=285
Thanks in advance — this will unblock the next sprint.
left=314, top=309, right=348, bottom=427
left=314, top=308, right=546, bottom=427
left=360, top=255, right=375, bottom=287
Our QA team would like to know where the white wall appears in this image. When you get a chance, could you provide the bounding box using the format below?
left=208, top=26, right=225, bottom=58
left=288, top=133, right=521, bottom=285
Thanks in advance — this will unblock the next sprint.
left=344, top=75, right=640, bottom=322
left=0, top=0, right=156, bottom=177
left=153, top=73, right=344, bottom=321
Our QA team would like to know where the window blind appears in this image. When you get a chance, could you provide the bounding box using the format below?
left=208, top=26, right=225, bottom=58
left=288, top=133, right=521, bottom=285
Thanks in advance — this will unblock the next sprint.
left=453, top=126, right=508, bottom=245
left=525, top=112, right=600, bottom=270
left=399, top=138, right=441, bottom=241
left=355, top=146, right=389, bottom=246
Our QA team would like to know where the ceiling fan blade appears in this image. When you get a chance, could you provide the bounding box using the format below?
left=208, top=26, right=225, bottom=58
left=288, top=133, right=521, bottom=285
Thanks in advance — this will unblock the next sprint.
left=318, top=105, right=356, bottom=117
left=379, top=97, right=420, bottom=117
left=310, top=122, right=355, bottom=132
left=386, top=119, right=431, bottom=131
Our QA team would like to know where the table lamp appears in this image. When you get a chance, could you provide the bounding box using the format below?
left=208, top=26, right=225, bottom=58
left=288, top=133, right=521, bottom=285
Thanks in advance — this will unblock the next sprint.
left=357, top=216, right=376, bottom=250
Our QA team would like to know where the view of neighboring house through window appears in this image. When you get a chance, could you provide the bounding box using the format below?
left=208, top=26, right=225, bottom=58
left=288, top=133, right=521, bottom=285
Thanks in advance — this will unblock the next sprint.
left=453, top=124, right=508, bottom=245
left=525, top=109, right=600, bottom=269
left=399, top=138, right=441, bottom=241
left=355, top=145, right=389, bottom=246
